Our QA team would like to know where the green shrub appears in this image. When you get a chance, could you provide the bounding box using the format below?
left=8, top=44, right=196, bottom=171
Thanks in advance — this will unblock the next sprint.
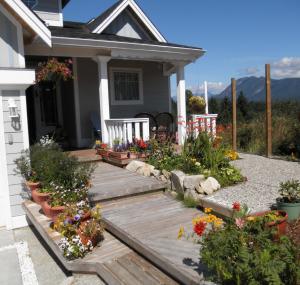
left=201, top=221, right=300, bottom=285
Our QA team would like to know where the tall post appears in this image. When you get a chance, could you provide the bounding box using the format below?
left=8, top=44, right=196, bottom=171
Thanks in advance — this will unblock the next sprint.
left=231, top=78, right=237, bottom=151
left=204, top=81, right=209, bottom=114
left=265, top=64, right=272, bottom=157
left=176, top=64, right=186, bottom=145
left=96, top=56, right=111, bottom=143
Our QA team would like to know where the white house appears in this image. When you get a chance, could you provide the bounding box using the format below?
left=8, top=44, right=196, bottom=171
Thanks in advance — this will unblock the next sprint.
left=0, top=0, right=205, bottom=229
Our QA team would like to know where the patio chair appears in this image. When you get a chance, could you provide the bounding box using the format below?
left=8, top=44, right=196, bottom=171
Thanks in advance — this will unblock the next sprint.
left=155, top=112, right=175, bottom=141
left=90, top=112, right=101, bottom=140
left=134, top=112, right=158, bottom=139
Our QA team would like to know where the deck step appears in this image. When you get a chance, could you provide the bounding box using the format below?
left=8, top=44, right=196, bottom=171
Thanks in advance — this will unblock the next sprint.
left=101, top=193, right=212, bottom=285
left=88, top=162, right=167, bottom=203
left=23, top=200, right=179, bottom=285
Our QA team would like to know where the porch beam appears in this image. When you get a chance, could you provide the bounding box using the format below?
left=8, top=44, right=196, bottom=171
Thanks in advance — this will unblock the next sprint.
left=96, top=56, right=111, bottom=143
left=176, top=64, right=186, bottom=145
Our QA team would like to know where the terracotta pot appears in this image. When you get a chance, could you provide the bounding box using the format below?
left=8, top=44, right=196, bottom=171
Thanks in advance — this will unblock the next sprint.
left=41, top=201, right=65, bottom=221
left=98, top=149, right=111, bottom=158
left=25, top=181, right=41, bottom=191
left=109, top=151, right=130, bottom=159
left=31, top=190, right=50, bottom=205
left=77, top=229, right=101, bottom=247
left=129, top=152, right=138, bottom=159
left=138, top=153, right=147, bottom=159
left=251, top=210, right=288, bottom=238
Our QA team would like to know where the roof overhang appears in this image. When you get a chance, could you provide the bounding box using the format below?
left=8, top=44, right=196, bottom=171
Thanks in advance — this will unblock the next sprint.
left=89, top=0, right=167, bottom=43
left=50, top=36, right=205, bottom=63
left=1, top=0, right=51, bottom=47
left=62, top=0, right=70, bottom=8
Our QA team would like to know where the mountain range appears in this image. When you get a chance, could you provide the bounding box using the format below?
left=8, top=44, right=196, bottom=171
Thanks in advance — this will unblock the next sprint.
left=214, top=76, right=300, bottom=101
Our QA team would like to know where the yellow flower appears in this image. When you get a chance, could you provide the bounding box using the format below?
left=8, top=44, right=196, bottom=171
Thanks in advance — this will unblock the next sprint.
left=204, top=208, right=212, bottom=214
left=247, top=216, right=255, bottom=221
left=177, top=226, right=185, bottom=239
left=95, top=140, right=101, bottom=145
left=213, top=218, right=224, bottom=228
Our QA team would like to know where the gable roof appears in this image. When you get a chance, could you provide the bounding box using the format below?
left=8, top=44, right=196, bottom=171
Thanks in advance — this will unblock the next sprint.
left=1, top=0, right=51, bottom=46
left=87, top=0, right=167, bottom=43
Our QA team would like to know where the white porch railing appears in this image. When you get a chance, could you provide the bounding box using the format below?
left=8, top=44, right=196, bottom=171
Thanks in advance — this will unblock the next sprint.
left=105, top=118, right=150, bottom=147
left=190, top=114, right=218, bottom=138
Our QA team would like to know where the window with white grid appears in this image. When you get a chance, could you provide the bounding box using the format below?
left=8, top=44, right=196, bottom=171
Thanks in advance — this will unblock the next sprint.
left=110, top=68, right=143, bottom=105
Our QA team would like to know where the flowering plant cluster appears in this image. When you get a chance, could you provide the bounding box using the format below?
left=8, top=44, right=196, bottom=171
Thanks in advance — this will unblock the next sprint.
left=177, top=208, right=223, bottom=240
left=58, top=236, right=93, bottom=260
left=36, top=58, right=73, bottom=83
left=225, top=150, right=239, bottom=161
left=55, top=204, right=104, bottom=260
left=197, top=203, right=300, bottom=284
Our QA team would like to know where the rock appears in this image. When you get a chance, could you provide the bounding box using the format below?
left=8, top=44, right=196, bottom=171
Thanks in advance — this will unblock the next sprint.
left=126, top=160, right=146, bottom=172
left=195, top=184, right=205, bottom=194
left=136, top=164, right=155, bottom=177
left=151, top=169, right=161, bottom=177
left=183, top=175, right=205, bottom=190
left=162, top=169, right=171, bottom=179
left=169, top=191, right=178, bottom=198
left=159, top=175, right=168, bottom=182
left=200, top=177, right=221, bottom=195
left=184, top=188, right=201, bottom=202
left=171, top=170, right=185, bottom=194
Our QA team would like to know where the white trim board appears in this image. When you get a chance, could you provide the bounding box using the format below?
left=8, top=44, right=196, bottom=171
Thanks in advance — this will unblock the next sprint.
left=2, top=0, right=52, bottom=46
left=91, top=0, right=167, bottom=43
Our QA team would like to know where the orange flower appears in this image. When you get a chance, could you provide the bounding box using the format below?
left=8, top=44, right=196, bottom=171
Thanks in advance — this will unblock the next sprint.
left=232, top=202, right=241, bottom=211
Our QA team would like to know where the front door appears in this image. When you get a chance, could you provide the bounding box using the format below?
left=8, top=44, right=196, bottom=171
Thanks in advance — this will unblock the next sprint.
left=28, top=82, right=63, bottom=143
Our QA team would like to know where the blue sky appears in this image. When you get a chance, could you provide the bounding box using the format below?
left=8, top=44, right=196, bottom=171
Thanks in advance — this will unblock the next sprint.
left=64, top=0, right=300, bottom=94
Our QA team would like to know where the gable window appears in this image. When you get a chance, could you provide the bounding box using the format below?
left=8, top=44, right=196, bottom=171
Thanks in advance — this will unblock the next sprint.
left=110, top=68, right=143, bottom=105
left=22, top=0, right=38, bottom=9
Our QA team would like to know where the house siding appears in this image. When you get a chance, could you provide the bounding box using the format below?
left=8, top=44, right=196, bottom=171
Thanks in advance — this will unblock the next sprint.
left=31, top=0, right=62, bottom=26
left=76, top=58, right=170, bottom=145
left=2, top=91, right=28, bottom=219
left=103, top=9, right=151, bottom=40
left=0, top=9, right=19, bottom=68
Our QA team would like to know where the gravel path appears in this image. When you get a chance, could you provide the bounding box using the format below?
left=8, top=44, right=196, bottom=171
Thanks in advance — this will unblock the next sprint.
left=203, top=153, right=300, bottom=213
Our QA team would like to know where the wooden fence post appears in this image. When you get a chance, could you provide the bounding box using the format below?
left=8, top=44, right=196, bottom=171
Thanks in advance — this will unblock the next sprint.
left=231, top=78, right=237, bottom=151
left=265, top=64, right=272, bottom=157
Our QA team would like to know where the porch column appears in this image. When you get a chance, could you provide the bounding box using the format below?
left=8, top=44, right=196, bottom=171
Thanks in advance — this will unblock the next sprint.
left=176, top=64, right=186, bottom=145
left=96, top=56, right=111, bottom=143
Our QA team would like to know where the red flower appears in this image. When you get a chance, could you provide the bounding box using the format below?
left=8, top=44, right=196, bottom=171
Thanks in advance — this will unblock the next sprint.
left=232, top=202, right=241, bottom=211
left=193, top=221, right=207, bottom=237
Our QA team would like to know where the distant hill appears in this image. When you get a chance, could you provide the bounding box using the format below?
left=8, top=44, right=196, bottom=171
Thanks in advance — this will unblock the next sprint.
left=215, top=76, right=300, bottom=101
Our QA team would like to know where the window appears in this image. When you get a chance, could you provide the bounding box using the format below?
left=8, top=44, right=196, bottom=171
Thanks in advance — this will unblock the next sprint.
left=110, top=68, right=143, bottom=105
left=22, top=0, right=38, bottom=9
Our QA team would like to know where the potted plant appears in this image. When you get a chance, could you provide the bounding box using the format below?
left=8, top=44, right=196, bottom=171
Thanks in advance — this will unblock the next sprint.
left=31, top=186, right=52, bottom=205
left=76, top=205, right=104, bottom=246
left=97, top=143, right=111, bottom=158
left=248, top=210, right=288, bottom=237
left=277, top=180, right=300, bottom=221
left=15, top=151, right=40, bottom=191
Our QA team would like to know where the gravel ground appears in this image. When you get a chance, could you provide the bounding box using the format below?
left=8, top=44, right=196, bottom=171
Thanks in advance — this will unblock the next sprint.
left=203, top=153, right=300, bottom=213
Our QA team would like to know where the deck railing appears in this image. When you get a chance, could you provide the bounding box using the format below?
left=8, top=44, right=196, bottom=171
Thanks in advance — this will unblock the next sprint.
left=105, top=118, right=150, bottom=147
left=190, top=114, right=218, bottom=138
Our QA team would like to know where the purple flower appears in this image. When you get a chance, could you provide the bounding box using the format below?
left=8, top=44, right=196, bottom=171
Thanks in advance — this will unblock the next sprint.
left=74, top=214, right=81, bottom=222
left=64, top=218, right=72, bottom=226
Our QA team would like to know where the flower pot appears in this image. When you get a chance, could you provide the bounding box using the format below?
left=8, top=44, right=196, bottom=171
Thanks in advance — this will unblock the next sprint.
left=31, top=190, right=50, bottom=205
left=277, top=200, right=300, bottom=222
left=138, top=153, right=147, bottom=159
left=251, top=210, right=288, bottom=237
left=129, top=152, right=138, bottom=159
left=25, top=181, right=41, bottom=191
left=109, top=151, right=130, bottom=159
left=98, top=149, right=111, bottom=158
left=41, top=201, right=65, bottom=221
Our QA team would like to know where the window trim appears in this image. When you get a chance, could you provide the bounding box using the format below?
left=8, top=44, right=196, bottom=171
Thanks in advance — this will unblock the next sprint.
left=109, top=67, right=144, bottom=106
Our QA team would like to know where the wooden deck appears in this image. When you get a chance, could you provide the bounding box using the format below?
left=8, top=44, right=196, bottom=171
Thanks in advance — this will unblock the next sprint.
left=23, top=200, right=178, bottom=285
left=89, top=163, right=167, bottom=202
left=101, top=192, right=209, bottom=285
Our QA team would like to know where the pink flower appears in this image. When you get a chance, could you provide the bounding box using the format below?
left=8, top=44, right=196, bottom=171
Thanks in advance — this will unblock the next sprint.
left=235, top=218, right=245, bottom=229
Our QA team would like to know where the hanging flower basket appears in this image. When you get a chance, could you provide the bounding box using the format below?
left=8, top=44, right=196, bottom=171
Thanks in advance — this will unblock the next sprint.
left=36, top=58, right=73, bottom=83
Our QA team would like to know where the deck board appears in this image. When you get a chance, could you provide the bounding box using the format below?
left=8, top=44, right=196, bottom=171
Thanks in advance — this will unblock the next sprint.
left=89, top=163, right=167, bottom=202
left=23, top=200, right=179, bottom=285
left=102, top=193, right=210, bottom=285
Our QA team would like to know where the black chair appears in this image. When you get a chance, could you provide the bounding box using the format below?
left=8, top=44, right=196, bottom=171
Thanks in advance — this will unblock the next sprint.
left=134, top=112, right=158, bottom=139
